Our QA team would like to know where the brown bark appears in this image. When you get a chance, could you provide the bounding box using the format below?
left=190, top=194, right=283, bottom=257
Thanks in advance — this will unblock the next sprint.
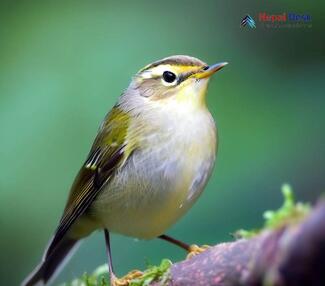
left=153, top=201, right=325, bottom=286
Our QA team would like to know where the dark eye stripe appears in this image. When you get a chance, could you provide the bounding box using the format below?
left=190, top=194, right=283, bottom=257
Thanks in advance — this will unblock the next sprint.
left=140, top=70, right=197, bottom=85
left=177, top=71, right=195, bottom=85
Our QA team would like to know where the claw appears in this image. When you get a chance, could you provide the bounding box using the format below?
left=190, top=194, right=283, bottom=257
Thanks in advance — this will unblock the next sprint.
left=110, top=270, right=143, bottom=286
left=186, top=244, right=210, bottom=259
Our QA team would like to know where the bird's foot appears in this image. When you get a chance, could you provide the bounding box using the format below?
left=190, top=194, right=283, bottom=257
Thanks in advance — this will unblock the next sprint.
left=186, top=244, right=210, bottom=259
left=110, top=270, right=143, bottom=286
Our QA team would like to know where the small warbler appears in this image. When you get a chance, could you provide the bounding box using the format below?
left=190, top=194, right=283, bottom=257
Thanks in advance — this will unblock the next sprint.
left=22, top=55, right=227, bottom=286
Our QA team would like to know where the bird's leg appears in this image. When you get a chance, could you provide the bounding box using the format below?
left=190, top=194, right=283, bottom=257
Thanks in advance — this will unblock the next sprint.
left=104, top=229, right=142, bottom=286
left=104, top=229, right=118, bottom=284
left=158, top=234, right=191, bottom=251
left=158, top=234, right=210, bottom=259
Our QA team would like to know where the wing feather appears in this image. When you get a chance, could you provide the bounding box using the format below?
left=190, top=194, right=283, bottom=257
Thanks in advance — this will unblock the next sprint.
left=46, top=106, right=131, bottom=256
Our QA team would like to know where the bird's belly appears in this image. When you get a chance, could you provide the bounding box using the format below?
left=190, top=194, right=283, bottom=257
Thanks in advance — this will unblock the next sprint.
left=92, top=142, right=215, bottom=239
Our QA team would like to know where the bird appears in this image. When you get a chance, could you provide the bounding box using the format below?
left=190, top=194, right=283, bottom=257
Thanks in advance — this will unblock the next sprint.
left=22, top=55, right=227, bottom=286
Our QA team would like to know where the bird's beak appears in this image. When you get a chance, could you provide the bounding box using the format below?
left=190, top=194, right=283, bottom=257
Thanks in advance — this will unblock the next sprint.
left=194, top=62, right=228, bottom=79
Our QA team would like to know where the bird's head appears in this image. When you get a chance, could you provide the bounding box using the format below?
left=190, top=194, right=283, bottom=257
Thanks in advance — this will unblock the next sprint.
left=127, top=55, right=227, bottom=111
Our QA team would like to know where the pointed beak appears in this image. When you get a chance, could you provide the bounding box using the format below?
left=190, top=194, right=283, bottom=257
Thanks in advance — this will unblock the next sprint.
left=194, top=62, right=228, bottom=79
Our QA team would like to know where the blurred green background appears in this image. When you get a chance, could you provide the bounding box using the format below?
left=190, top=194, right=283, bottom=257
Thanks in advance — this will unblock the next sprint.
left=1, top=0, right=324, bottom=285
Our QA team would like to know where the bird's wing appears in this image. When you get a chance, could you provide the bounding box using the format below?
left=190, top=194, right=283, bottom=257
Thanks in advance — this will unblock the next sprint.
left=46, top=105, right=133, bottom=256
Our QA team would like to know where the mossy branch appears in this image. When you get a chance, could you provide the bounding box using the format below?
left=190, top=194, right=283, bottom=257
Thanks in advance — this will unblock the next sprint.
left=63, top=186, right=325, bottom=286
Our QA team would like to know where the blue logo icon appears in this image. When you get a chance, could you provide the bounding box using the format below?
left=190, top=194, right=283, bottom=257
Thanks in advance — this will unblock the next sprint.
left=241, top=15, right=256, bottom=28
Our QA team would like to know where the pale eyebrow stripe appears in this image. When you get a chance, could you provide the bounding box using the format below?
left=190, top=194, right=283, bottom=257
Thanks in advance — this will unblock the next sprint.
left=143, top=58, right=203, bottom=71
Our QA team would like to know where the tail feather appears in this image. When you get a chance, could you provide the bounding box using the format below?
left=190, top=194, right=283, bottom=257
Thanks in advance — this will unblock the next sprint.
left=22, top=238, right=80, bottom=286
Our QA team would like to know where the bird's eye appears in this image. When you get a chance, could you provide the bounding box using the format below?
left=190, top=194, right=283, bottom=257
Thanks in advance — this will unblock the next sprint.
left=162, top=71, right=176, bottom=83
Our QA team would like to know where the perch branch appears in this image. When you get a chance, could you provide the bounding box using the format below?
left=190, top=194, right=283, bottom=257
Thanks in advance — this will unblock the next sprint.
left=152, top=200, right=325, bottom=286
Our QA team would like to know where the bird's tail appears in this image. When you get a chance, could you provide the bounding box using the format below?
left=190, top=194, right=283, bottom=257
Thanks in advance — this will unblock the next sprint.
left=21, top=237, right=80, bottom=286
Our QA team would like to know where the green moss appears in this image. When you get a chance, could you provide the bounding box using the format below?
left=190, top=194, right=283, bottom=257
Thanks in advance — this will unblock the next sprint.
left=129, top=259, right=171, bottom=286
left=236, top=184, right=310, bottom=239
left=61, top=259, right=172, bottom=286
left=61, top=264, right=109, bottom=286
